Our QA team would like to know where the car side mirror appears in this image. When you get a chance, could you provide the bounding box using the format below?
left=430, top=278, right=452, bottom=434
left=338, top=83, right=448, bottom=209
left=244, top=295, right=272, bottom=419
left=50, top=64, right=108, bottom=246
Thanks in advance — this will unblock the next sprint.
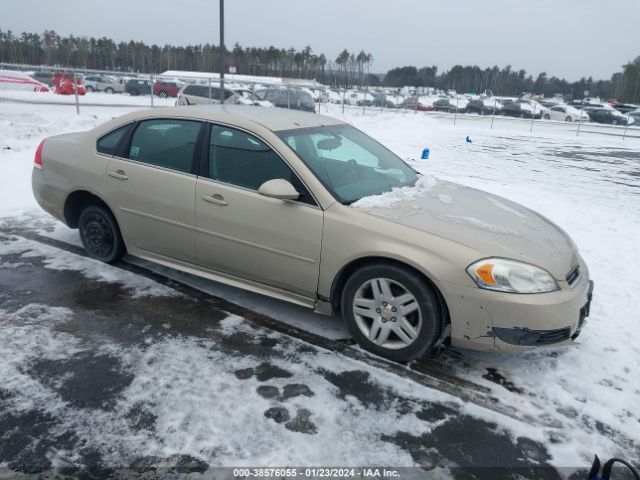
left=258, top=179, right=299, bottom=200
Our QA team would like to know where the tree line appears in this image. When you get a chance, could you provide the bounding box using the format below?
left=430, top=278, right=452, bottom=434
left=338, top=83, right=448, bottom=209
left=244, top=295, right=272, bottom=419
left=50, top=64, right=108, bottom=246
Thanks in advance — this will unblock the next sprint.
left=384, top=62, right=640, bottom=103
left=1, top=28, right=639, bottom=102
left=0, top=29, right=373, bottom=87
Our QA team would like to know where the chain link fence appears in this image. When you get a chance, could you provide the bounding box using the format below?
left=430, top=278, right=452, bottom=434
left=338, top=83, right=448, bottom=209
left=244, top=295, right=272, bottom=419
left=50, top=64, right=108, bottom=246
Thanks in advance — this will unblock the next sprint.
left=2, top=63, right=638, bottom=140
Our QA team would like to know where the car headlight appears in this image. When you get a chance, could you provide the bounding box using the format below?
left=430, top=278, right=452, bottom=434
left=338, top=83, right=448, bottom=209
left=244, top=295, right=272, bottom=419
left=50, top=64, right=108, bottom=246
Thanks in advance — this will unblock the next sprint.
left=466, top=258, right=559, bottom=294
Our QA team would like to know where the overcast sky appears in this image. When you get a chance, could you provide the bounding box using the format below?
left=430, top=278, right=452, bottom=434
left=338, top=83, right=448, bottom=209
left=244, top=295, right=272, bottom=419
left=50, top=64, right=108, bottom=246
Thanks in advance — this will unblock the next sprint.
left=3, top=0, right=639, bottom=80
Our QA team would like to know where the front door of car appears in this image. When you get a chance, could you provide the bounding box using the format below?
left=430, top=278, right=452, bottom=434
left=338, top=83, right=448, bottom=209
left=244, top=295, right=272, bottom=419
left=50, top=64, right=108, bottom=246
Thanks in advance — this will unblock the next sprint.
left=105, top=118, right=203, bottom=264
left=195, top=124, right=323, bottom=299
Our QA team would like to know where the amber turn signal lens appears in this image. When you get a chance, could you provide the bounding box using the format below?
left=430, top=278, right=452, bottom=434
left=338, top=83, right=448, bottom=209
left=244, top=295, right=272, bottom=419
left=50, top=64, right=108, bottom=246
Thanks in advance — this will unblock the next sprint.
left=476, top=263, right=496, bottom=285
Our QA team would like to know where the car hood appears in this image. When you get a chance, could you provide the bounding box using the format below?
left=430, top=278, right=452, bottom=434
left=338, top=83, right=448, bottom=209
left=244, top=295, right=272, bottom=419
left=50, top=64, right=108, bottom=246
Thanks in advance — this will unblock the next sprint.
left=353, top=178, right=578, bottom=280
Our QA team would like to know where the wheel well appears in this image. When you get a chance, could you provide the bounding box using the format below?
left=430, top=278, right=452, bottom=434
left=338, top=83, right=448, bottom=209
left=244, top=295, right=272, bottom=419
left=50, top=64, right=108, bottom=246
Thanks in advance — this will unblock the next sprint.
left=330, top=257, right=451, bottom=335
left=63, top=190, right=110, bottom=228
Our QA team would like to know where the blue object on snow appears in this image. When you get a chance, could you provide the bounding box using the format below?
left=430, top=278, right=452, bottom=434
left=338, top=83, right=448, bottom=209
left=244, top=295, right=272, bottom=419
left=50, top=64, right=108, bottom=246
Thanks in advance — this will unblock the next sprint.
left=421, top=148, right=430, bottom=159
left=466, top=136, right=472, bottom=143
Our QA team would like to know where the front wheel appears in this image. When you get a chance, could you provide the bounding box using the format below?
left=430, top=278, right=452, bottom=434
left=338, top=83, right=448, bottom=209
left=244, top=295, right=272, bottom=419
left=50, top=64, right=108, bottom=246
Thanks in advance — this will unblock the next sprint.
left=341, top=264, right=443, bottom=362
left=79, top=205, right=126, bottom=263
left=565, top=116, right=572, bottom=122
left=543, top=114, right=550, bottom=120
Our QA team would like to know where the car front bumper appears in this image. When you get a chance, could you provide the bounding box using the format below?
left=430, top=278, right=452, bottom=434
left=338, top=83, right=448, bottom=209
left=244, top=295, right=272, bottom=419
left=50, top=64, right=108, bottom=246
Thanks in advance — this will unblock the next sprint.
left=439, top=267, right=593, bottom=352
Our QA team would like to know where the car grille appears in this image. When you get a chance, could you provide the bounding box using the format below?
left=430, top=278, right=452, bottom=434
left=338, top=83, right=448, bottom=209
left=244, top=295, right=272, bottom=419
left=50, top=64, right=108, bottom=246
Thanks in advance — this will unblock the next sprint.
left=566, top=265, right=580, bottom=286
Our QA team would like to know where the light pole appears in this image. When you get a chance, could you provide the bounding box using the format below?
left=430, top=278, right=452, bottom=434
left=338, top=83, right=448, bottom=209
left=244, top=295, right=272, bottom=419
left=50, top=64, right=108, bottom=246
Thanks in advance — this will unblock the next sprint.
left=219, top=0, right=225, bottom=103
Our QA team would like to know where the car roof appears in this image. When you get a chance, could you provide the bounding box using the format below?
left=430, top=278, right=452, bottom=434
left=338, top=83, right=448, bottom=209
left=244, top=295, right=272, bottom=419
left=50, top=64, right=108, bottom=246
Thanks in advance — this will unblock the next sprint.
left=148, top=104, right=346, bottom=132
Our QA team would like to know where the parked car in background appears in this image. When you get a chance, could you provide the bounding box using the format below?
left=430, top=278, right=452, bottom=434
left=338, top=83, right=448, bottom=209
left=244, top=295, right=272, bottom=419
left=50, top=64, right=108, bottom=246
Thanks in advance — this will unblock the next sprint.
left=176, top=84, right=240, bottom=105
left=402, top=96, right=434, bottom=111
left=84, top=75, right=125, bottom=94
left=587, top=108, right=633, bottom=126
left=542, top=104, right=590, bottom=122
left=502, top=100, right=542, bottom=118
left=125, top=79, right=152, bottom=96
left=52, top=72, right=86, bottom=96
left=234, top=89, right=273, bottom=107
left=153, top=81, right=183, bottom=98
left=612, top=103, right=639, bottom=114
left=328, top=89, right=344, bottom=104
left=432, top=98, right=465, bottom=113
left=627, top=109, right=640, bottom=126
left=466, top=98, right=502, bottom=115
left=31, top=105, right=593, bottom=361
left=30, top=70, right=53, bottom=86
left=351, top=91, right=375, bottom=107
left=255, top=87, right=315, bottom=112
left=1, top=70, right=50, bottom=92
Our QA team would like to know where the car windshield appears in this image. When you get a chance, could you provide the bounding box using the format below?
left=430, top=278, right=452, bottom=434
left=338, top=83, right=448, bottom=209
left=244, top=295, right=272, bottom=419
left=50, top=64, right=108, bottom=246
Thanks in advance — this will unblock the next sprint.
left=277, top=124, right=418, bottom=204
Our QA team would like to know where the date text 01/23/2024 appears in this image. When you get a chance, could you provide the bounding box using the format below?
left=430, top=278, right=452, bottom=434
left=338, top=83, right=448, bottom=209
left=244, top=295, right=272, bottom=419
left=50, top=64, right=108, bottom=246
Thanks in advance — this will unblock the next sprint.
left=233, top=468, right=400, bottom=478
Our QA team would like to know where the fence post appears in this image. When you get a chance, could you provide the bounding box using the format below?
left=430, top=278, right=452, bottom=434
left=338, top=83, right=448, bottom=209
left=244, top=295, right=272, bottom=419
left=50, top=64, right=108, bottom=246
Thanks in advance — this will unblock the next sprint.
left=529, top=102, right=536, bottom=133
left=150, top=74, right=154, bottom=108
left=287, top=85, right=291, bottom=110
left=317, top=89, right=321, bottom=114
left=576, top=102, right=583, bottom=136
left=363, top=87, right=367, bottom=115
left=208, top=78, right=212, bottom=103
left=342, top=89, right=345, bottom=114
left=491, top=98, right=497, bottom=129
left=453, top=96, right=459, bottom=125
left=623, top=120, right=628, bottom=140
left=415, top=88, right=419, bottom=112
left=73, top=69, right=80, bottom=115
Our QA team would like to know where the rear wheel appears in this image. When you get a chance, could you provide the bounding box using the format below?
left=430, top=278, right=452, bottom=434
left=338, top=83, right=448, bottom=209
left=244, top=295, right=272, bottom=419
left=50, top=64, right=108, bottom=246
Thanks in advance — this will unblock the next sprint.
left=86, top=85, right=94, bottom=93
left=341, top=264, right=443, bottom=362
left=105, top=87, right=114, bottom=94
left=159, top=91, right=168, bottom=99
left=612, top=119, right=619, bottom=125
left=79, top=205, right=125, bottom=263
left=543, top=114, right=550, bottom=120
left=565, top=116, right=572, bottom=122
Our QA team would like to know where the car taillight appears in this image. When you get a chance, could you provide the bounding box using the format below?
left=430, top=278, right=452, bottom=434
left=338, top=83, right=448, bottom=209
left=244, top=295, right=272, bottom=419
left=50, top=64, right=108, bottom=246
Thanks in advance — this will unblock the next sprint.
left=34, top=139, right=45, bottom=169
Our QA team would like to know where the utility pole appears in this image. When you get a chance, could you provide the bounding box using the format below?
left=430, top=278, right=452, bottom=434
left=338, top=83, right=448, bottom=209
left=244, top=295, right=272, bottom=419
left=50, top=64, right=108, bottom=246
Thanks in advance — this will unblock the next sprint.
left=219, top=0, right=225, bottom=103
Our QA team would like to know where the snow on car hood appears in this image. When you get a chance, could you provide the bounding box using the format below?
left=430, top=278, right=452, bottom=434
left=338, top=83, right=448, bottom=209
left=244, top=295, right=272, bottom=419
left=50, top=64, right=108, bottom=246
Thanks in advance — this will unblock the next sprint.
left=352, top=176, right=577, bottom=279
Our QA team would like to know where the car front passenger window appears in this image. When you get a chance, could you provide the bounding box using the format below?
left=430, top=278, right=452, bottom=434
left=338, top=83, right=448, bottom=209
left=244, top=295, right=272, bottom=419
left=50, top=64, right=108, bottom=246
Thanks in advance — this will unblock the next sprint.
left=208, top=126, right=294, bottom=191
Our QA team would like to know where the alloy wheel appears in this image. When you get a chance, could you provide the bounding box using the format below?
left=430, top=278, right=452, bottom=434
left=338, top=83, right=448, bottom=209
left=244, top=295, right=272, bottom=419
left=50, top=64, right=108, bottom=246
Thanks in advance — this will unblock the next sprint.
left=352, top=278, right=422, bottom=350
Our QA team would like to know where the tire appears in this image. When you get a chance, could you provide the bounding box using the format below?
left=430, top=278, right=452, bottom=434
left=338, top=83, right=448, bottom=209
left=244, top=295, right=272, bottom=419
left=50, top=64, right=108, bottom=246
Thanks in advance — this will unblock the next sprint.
left=130, top=89, right=139, bottom=96
left=565, top=116, right=572, bottom=122
left=543, top=114, right=550, bottom=120
left=159, top=91, right=168, bottom=99
left=79, top=205, right=125, bottom=263
left=341, top=263, right=443, bottom=362
left=86, top=86, right=94, bottom=93
left=104, top=87, right=114, bottom=94
left=612, top=119, right=619, bottom=126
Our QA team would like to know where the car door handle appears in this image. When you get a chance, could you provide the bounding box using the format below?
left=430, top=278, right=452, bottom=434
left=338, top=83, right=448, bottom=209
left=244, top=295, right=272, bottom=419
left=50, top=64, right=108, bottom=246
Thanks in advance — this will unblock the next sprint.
left=201, top=194, right=228, bottom=206
left=108, top=170, right=128, bottom=180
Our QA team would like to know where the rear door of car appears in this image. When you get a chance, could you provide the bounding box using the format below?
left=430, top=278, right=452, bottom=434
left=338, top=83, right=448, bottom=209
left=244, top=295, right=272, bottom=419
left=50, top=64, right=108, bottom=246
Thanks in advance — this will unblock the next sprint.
left=104, top=118, right=204, bottom=264
left=195, top=123, right=323, bottom=299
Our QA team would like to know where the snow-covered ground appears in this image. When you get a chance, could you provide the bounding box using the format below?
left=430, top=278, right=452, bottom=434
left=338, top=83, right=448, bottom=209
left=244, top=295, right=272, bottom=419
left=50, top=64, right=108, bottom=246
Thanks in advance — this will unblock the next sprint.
left=1, top=102, right=639, bottom=470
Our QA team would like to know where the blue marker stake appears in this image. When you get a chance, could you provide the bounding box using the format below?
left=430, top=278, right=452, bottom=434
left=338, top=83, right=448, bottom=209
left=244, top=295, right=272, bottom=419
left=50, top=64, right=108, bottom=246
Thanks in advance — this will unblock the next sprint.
left=421, top=148, right=430, bottom=159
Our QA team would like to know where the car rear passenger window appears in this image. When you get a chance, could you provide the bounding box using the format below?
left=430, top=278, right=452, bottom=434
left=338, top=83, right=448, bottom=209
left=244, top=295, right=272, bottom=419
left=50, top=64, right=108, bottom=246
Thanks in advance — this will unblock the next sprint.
left=97, top=125, right=129, bottom=155
left=128, top=119, right=202, bottom=173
